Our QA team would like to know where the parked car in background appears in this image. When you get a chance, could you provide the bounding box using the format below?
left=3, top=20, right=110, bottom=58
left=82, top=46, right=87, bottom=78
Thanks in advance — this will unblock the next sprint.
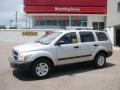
left=9, top=30, right=113, bottom=79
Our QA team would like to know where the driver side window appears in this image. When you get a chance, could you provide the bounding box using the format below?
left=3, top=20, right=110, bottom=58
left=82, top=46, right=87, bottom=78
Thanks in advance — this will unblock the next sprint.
left=59, top=32, right=78, bottom=44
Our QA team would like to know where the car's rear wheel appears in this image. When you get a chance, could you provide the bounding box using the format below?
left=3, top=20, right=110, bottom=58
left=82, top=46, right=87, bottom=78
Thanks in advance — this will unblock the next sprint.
left=31, top=59, right=53, bottom=79
left=94, top=53, right=106, bottom=68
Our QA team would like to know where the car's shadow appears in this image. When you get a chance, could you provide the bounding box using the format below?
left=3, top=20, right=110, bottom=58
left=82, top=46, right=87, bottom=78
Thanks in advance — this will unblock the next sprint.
left=13, top=62, right=115, bottom=81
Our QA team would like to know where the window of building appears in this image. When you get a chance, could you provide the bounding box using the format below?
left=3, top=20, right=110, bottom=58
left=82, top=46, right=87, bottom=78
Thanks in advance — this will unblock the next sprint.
left=79, top=32, right=95, bottom=43
left=92, top=22, right=98, bottom=30
left=96, top=32, right=108, bottom=41
left=118, top=2, right=120, bottom=12
left=34, top=16, right=45, bottom=26
left=46, top=16, right=57, bottom=26
left=71, top=16, right=81, bottom=26
left=58, top=16, right=69, bottom=26
left=34, top=16, right=87, bottom=28
left=81, top=16, right=88, bottom=27
left=58, top=32, right=78, bottom=44
left=71, top=16, right=87, bottom=27
left=99, top=22, right=104, bottom=30
left=92, top=22, right=104, bottom=30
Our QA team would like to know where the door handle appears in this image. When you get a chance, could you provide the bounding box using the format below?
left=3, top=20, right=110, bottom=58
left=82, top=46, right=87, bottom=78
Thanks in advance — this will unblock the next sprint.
left=94, top=44, right=98, bottom=46
left=74, top=46, right=79, bottom=48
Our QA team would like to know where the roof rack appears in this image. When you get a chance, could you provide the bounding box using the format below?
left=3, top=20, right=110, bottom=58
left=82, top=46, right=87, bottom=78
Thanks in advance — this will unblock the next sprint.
left=66, top=26, right=93, bottom=30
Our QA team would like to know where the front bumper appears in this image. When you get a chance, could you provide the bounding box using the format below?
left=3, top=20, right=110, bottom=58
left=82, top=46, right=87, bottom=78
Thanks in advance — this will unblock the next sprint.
left=8, top=57, right=32, bottom=70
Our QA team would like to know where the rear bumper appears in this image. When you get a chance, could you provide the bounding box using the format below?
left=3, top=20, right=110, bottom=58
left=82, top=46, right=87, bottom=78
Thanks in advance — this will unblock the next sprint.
left=8, top=57, right=32, bottom=70
left=107, top=51, right=113, bottom=57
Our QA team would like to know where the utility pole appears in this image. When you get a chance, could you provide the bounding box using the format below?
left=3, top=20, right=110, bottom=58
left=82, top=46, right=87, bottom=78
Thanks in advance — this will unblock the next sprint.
left=29, top=18, right=31, bottom=29
left=15, top=11, right=18, bottom=29
left=26, top=17, right=28, bottom=29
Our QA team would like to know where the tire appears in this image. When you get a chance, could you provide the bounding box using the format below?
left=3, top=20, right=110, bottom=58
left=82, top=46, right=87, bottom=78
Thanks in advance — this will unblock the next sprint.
left=93, top=53, right=106, bottom=68
left=31, top=58, right=53, bottom=79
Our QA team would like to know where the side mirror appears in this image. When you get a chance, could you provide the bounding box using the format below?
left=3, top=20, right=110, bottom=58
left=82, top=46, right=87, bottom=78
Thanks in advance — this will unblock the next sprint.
left=55, top=40, right=65, bottom=46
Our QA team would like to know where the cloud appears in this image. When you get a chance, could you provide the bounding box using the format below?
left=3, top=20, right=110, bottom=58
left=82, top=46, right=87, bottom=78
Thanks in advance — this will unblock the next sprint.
left=0, top=0, right=23, bottom=13
left=0, top=0, right=25, bottom=28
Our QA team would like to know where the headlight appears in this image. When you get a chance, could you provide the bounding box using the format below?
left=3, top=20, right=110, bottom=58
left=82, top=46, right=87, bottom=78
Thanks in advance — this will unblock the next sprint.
left=18, top=55, right=27, bottom=63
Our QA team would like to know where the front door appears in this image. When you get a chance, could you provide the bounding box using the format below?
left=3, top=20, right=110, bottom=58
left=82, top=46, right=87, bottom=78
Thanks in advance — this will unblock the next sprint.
left=56, top=32, right=80, bottom=65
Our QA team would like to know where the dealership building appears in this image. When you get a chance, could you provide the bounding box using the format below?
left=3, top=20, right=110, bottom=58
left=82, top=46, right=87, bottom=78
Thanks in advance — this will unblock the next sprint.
left=106, top=0, right=120, bottom=46
left=24, top=0, right=120, bottom=46
left=24, top=0, right=107, bottom=30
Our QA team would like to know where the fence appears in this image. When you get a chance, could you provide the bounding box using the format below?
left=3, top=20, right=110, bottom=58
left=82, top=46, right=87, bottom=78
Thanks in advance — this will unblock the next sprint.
left=0, top=29, right=47, bottom=43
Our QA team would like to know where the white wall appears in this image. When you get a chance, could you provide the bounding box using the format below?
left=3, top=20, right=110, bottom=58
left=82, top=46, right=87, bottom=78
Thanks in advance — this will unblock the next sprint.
left=107, top=0, right=120, bottom=27
left=0, top=29, right=46, bottom=43
left=88, top=15, right=106, bottom=27
left=106, top=0, right=120, bottom=46
left=106, top=27, right=115, bottom=45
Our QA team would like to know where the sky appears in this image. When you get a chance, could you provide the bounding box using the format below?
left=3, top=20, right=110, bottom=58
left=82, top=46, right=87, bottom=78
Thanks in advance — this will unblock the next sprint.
left=0, top=0, right=26, bottom=28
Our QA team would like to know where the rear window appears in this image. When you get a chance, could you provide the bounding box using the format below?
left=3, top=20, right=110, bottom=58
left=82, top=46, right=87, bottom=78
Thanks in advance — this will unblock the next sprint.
left=96, top=32, right=108, bottom=41
left=79, top=32, right=95, bottom=43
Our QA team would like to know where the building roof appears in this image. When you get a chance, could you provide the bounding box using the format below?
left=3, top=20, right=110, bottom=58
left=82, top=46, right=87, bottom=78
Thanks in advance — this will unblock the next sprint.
left=24, top=0, right=107, bottom=14
left=24, top=0, right=107, bottom=7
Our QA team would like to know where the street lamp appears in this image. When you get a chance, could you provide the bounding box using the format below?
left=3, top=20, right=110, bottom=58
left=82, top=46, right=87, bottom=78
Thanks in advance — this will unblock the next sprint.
left=10, top=20, right=13, bottom=28
left=15, top=11, right=18, bottom=29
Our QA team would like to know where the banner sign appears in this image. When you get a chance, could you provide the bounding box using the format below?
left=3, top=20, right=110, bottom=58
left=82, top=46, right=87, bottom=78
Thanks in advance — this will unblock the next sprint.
left=22, top=31, right=38, bottom=36
left=24, top=6, right=106, bottom=14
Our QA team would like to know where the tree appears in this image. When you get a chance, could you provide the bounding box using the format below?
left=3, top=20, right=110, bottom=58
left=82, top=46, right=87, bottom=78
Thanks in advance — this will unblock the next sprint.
left=9, top=26, right=17, bottom=29
left=0, top=25, right=6, bottom=29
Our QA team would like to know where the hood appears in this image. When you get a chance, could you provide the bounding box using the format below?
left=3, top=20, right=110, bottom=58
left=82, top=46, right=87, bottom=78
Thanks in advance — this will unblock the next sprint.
left=13, top=43, right=46, bottom=53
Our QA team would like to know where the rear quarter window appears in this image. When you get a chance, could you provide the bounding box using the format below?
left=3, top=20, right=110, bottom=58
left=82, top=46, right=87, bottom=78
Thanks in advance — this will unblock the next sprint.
left=79, top=32, right=95, bottom=43
left=96, top=32, right=108, bottom=41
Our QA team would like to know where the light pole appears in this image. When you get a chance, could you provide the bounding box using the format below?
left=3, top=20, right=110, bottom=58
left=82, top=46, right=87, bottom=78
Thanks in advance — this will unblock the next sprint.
left=10, top=20, right=13, bottom=28
left=15, top=11, right=18, bottom=29
left=26, top=17, right=28, bottom=29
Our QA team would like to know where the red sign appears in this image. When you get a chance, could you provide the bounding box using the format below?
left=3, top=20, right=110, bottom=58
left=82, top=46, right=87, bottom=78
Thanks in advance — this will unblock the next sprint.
left=24, top=6, right=106, bottom=14
left=24, top=0, right=107, bottom=7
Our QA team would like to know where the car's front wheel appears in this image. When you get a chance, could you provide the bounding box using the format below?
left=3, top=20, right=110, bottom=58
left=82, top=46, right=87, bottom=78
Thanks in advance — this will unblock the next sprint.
left=31, top=59, right=53, bottom=79
left=94, top=53, right=106, bottom=68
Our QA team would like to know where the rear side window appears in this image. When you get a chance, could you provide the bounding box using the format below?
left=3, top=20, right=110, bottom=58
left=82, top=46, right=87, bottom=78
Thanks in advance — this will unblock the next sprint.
left=79, top=32, right=95, bottom=43
left=96, top=32, right=108, bottom=41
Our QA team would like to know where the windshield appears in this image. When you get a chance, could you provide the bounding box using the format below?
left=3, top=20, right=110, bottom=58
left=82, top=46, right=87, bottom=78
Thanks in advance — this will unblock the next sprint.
left=36, top=32, right=62, bottom=45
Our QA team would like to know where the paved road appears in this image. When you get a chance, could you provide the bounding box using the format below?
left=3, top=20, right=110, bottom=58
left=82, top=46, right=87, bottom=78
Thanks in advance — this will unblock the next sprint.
left=0, top=41, right=120, bottom=90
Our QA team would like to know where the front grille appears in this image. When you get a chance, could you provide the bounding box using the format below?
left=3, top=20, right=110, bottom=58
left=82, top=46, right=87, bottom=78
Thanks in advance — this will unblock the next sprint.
left=13, top=50, right=18, bottom=60
left=14, top=56, right=18, bottom=60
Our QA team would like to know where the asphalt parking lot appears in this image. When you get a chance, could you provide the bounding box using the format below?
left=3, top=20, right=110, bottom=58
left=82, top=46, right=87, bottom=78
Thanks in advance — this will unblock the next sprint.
left=0, top=41, right=120, bottom=90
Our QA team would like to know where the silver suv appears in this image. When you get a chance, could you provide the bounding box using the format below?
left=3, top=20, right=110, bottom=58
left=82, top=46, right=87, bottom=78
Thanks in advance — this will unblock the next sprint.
left=9, top=30, right=113, bottom=79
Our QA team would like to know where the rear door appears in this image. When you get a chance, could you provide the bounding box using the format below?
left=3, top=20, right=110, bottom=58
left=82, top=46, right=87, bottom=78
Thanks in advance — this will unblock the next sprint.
left=76, top=31, right=96, bottom=61
left=95, top=31, right=111, bottom=51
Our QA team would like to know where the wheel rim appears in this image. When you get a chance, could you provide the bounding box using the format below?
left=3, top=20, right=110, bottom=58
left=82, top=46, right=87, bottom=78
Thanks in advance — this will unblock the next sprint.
left=97, top=56, right=105, bottom=66
left=36, top=62, right=49, bottom=76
